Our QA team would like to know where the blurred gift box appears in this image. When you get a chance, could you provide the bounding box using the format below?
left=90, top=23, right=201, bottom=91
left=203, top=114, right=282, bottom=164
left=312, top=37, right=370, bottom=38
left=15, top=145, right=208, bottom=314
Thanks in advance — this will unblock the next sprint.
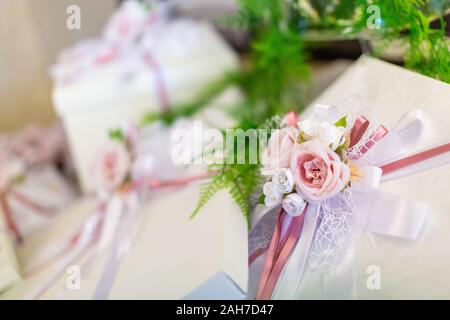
left=51, top=1, right=240, bottom=193
left=1, top=184, right=248, bottom=299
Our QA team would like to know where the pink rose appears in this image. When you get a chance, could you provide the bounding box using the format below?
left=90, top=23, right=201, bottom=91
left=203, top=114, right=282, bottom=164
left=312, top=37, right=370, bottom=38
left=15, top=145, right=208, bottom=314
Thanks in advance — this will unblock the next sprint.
left=93, top=141, right=130, bottom=191
left=262, top=127, right=298, bottom=175
left=290, top=141, right=350, bottom=202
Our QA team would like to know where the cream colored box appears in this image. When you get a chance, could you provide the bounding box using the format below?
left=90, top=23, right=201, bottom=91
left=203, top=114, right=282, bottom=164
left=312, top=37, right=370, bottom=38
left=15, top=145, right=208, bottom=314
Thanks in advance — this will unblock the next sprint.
left=1, top=185, right=248, bottom=299
left=296, top=56, right=450, bottom=299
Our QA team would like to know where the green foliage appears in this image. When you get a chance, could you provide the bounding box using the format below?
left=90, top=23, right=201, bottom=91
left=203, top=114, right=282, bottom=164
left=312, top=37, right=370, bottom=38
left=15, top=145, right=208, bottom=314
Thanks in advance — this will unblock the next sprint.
left=190, top=162, right=263, bottom=227
left=141, top=74, right=236, bottom=125
left=108, top=128, right=124, bottom=141
left=190, top=171, right=227, bottom=219
left=295, top=0, right=450, bottom=82
left=142, top=0, right=310, bottom=128
left=334, top=115, right=347, bottom=128
left=367, top=0, right=450, bottom=82
left=404, top=13, right=450, bottom=82
left=141, top=0, right=310, bottom=223
left=190, top=114, right=284, bottom=225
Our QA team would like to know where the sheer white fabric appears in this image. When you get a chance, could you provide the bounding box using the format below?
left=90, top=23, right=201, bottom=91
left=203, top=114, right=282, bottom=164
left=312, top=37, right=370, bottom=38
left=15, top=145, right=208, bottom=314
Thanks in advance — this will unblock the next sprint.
left=308, top=189, right=358, bottom=274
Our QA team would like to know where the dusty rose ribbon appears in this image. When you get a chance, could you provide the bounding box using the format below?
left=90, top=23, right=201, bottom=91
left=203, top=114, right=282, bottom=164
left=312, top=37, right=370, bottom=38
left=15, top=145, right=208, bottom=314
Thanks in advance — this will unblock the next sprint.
left=1, top=190, right=54, bottom=244
left=141, top=51, right=170, bottom=113
left=349, top=115, right=370, bottom=148
left=256, top=208, right=307, bottom=300
left=380, top=143, right=450, bottom=175
left=348, top=115, right=388, bottom=160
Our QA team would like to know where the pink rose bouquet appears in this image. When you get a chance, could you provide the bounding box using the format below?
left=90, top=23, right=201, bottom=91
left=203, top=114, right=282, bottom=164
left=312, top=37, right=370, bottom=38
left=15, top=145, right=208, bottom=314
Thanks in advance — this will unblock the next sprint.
left=261, top=104, right=354, bottom=215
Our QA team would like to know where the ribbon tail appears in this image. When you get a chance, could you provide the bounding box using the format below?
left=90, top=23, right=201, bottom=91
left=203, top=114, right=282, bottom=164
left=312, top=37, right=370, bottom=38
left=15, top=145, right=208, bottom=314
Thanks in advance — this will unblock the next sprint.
left=380, top=142, right=450, bottom=181
left=92, top=234, right=123, bottom=300
left=93, top=194, right=139, bottom=299
left=256, top=209, right=306, bottom=300
left=271, top=204, right=320, bottom=299
left=27, top=222, right=98, bottom=300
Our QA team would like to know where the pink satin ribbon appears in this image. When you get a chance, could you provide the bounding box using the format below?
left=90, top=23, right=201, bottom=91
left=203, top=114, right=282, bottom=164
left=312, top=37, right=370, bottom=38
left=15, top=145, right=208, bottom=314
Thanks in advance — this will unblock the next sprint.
left=348, top=115, right=388, bottom=161
left=256, top=208, right=306, bottom=300
left=132, top=172, right=210, bottom=190
left=380, top=143, right=450, bottom=175
left=349, top=115, right=370, bottom=148
left=1, top=190, right=54, bottom=244
left=141, top=51, right=170, bottom=112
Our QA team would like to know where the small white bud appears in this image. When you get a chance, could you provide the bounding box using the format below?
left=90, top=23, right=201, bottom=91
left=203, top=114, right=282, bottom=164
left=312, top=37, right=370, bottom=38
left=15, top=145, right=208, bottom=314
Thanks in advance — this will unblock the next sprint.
left=282, top=193, right=307, bottom=217
left=273, top=169, right=294, bottom=194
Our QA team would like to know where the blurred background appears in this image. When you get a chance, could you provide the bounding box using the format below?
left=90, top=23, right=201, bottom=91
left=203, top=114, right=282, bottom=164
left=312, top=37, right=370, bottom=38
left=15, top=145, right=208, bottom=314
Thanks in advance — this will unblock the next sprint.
left=0, top=0, right=448, bottom=132
left=0, top=0, right=117, bottom=131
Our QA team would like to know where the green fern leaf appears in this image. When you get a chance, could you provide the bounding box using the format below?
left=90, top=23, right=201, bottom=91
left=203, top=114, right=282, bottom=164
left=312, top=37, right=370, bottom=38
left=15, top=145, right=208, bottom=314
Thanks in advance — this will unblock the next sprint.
left=189, top=173, right=225, bottom=219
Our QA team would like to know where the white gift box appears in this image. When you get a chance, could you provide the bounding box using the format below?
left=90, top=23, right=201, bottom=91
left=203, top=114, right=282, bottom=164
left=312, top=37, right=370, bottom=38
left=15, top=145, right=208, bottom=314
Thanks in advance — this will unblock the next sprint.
left=249, top=56, right=450, bottom=299
left=0, top=208, right=21, bottom=293
left=52, top=16, right=239, bottom=193
left=8, top=165, right=77, bottom=239
left=1, top=185, right=248, bottom=299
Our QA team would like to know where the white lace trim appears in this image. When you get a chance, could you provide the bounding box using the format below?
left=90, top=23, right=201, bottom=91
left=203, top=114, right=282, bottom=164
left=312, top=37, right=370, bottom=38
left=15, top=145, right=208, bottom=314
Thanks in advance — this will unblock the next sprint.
left=308, top=189, right=358, bottom=274
left=248, top=208, right=279, bottom=255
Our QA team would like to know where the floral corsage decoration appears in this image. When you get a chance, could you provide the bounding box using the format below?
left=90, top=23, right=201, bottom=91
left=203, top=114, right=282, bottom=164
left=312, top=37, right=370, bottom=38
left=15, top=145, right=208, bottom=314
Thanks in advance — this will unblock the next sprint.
left=261, top=104, right=357, bottom=216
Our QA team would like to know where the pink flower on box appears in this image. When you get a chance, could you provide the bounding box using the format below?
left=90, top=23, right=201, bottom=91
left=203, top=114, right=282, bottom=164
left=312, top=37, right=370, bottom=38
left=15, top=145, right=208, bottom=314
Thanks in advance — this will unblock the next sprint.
left=261, top=127, right=298, bottom=176
left=92, top=141, right=131, bottom=192
left=261, top=106, right=352, bottom=214
left=290, top=141, right=350, bottom=202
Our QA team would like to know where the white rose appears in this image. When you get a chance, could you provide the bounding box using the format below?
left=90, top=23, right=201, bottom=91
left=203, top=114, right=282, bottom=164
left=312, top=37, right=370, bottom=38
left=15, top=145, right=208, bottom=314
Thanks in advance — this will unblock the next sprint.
left=298, top=119, right=346, bottom=150
left=317, top=121, right=346, bottom=150
left=282, top=193, right=307, bottom=217
left=272, top=168, right=294, bottom=194
left=297, top=118, right=319, bottom=139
